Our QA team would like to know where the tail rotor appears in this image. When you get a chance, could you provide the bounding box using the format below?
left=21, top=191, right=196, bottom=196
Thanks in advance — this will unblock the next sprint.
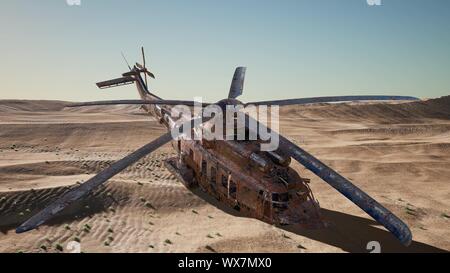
left=137, top=47, right=155, bottom=83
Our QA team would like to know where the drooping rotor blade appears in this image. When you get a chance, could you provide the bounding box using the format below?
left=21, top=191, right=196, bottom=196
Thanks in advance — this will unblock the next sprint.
left=228, top=67, right=246, bottom=99
left=141, top=47, right=148, bottom=87
left=67, top=100, right=211, bottom=108
left=246, top=95, right=419, bottom=106
left=15, top=132, right=173, bottom=233
left=16, top=117, right=202, bottom=233
left=244, top=114, right=412, bottom=246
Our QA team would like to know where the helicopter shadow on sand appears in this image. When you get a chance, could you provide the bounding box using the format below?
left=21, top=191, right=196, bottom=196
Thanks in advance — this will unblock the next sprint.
left=189, top=188, right=447, bottom=253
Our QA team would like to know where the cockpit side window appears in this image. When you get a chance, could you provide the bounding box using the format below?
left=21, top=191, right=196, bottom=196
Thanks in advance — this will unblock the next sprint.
left=210, top=165, right=217, bottom=183
left=229, top=180, right=237, bottom=199
left=272, top=192, right=288, bottom=209
left=201, top=159, right=207, bottom=176
left=221, top=174, right=228, bottom=188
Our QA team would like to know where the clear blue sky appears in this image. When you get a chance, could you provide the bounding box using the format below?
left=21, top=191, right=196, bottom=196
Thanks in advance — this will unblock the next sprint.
left=0, top=0, right=449, bottom=102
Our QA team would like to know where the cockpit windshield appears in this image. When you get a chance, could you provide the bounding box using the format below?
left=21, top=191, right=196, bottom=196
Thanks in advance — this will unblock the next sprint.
left=272, top=192, right=289, bottom=209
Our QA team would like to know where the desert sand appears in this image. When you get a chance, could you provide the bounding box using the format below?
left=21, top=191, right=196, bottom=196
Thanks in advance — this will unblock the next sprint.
left=0, top=97, right=449, bottom=253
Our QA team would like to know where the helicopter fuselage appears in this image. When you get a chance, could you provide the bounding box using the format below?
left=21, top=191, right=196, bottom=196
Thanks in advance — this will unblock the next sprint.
left=137, top=86, right=323, bottom=228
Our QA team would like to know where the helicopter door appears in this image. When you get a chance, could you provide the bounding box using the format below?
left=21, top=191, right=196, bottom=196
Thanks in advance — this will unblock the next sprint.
left=200, top=159, right=208, bottom=188
left=262, top=191, right=272, bottom=220
left=209, top=164, right=217, bottom=192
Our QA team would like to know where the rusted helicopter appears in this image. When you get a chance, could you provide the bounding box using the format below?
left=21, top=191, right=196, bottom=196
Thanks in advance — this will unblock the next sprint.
left=17, top=47, right=417, bottom=246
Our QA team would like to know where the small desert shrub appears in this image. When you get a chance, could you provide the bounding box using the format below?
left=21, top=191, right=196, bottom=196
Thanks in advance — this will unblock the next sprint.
left=145, top=202, right=155, bottom=209
left=55, top=244, right=64, bottom=252
left=205, top=245, right=216, bottom=252
left=405, top=207, right=417, bottom=216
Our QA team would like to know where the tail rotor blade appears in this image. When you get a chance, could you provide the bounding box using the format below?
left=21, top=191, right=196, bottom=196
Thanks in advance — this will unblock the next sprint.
left=141, top=46, right=148, bottom=88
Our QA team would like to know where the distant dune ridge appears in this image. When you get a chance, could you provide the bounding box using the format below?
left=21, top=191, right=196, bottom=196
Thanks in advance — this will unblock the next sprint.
left=0, top=100, right=68, bottom=112
left=1, top=96, right=449, bottom=117
left=0, top=96, right=449, bottom=253
left=279, top=95, right=450, bottom=120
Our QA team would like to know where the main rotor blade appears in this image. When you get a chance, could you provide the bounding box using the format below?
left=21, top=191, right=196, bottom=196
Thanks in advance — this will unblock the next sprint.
left=228, top=67, right=246, bottom=99
left=67, top=100, right=211, bottom=107
left=121, top=52, right=132, bottom=70
left=247, top=95, right=419, bottom=106
left=16, top=132, right=173, bottom=233
left=245, top=114, right=412, bottom=246
left=16, top=116, right=203, bottom=233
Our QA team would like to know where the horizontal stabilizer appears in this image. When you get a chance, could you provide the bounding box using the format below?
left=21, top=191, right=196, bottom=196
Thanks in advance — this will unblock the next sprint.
left=96, top=76, right=135, bottom=89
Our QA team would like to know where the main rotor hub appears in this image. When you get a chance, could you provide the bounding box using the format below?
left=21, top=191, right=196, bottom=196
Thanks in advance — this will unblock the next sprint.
left=216, top=98, right=243, bottom=111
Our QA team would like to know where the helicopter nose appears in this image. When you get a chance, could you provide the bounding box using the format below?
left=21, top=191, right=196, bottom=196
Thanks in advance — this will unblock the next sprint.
left=279, top=199, right=325, bottom=229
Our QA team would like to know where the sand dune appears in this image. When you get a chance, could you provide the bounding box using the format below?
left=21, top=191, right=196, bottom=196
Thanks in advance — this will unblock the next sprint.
left=0, top=97, right=449, bottom=253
